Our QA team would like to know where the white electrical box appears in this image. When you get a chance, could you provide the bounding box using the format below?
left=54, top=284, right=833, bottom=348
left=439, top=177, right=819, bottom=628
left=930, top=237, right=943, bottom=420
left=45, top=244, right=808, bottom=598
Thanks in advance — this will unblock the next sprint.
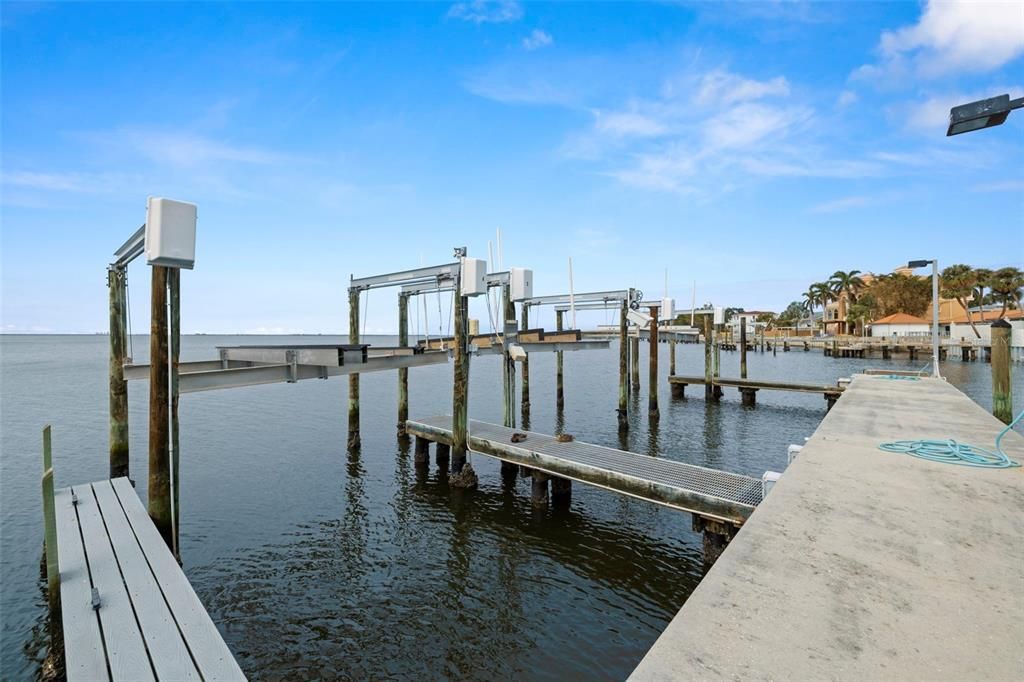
left=787, top=444, right=803, bottom=464
left=661, top=297, right=674, bottom=320
left=145, top=197, right=197, bottom=269
left=460, top=257, right=488, bottom=296
left=510, top=267, right=533, bottom=301
left=762, top=471, right=782, bottom=498
left=713, top=306, right=724, bottom=325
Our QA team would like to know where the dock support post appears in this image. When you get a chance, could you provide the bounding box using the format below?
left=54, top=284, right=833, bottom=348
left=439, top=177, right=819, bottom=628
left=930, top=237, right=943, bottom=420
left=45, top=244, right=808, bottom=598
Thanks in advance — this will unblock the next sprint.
left=41, top=425, right=58, bottom=616
left=148, top=265, right=173, bottom=549
left=739, top=317, right=748, bottom=380
left=555, top=310, right=565, bottom=413
left=669, top=337, right=676, bottom=376
left=825, top=394, right=838, bottom=412
left=397, top=293, right=409, bottom=437
left=630, top=334, right=640, bottom=392
left=414, top=436, right=430, bottom=464
left=703, top=316, right=714, bottom=400
left=452, top=274, right=469, bottom=473
left=436, top=442, right=450, bottom=469
left=618, top=299, right=629, bottom=428
left=501, top=284, right=518, bottom=479
left=551, top=476, right=572, bottom=508
left=107, top=267, right=129, bottom=479
left=991, top=319, right=1012, bottom=424
left=168, top=268, right=181, bottom=556
left=648, top=306, right=659, bottom=417
left=693, top=516, right=736, bottom=569
left=521, top=303, right=531, bottom=427
left=740, top=387, right=757, bottom=407
left=531, top=472, right=549, bottom=508
left=348, top=287, right=361, bottom=450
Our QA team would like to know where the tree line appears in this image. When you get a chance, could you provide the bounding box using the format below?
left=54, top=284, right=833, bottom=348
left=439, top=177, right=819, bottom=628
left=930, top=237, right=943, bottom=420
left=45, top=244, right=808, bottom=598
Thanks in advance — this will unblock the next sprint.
left=775, top=266, right=1023, bottom=336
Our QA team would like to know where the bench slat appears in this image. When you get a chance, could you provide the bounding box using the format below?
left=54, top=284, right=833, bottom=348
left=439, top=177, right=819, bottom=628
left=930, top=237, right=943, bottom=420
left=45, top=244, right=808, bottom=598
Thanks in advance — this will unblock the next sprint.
left=76, top=484, right=156, bottom=681
left=92, top=481, right=201, bottom=681
left=55, top=487, right=109, bottom=681
left=112, top=477, right=246, bottom=680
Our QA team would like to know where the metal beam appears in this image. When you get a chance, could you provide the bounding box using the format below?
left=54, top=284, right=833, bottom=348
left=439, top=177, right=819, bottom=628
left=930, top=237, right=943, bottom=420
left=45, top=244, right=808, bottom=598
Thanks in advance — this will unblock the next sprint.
left=349, top=261, right=459, bottom=292
left=217, top=344, right=369, bottom=366
left=400, top=270, right=510, bottom=296
left=111, top=225, right=146, bottom=269
left=124, top=351, right=449, bottom=393
left=521, top=289, right=633, bottom=307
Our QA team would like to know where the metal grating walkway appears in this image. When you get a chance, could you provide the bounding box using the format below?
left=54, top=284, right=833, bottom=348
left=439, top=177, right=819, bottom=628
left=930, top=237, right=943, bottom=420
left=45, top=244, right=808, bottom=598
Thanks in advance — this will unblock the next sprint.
left=406, top=416, right=762, bottom=524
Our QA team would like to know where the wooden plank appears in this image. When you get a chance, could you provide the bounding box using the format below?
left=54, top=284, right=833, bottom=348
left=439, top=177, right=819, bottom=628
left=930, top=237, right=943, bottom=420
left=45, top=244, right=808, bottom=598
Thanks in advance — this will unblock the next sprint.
left=55, top=486, right=109, bottom=681
left=92, top=481, right=201, bottom=681
left=111, top=478, right=245, bottom=680
left=76, top=484, right=155, bottom=681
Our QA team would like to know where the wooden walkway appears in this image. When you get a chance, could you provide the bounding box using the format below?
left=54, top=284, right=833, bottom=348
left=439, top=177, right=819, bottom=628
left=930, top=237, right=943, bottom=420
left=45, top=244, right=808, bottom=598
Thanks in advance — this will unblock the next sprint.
left=405, top=416, right=762, bottom=524
left=56, top=477, right=244, bottom=681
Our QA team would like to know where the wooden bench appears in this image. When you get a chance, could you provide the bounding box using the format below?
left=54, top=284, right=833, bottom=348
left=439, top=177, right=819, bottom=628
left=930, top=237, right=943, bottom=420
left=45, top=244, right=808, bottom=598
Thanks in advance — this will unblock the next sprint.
left=49, top=474, right=244, bottom=681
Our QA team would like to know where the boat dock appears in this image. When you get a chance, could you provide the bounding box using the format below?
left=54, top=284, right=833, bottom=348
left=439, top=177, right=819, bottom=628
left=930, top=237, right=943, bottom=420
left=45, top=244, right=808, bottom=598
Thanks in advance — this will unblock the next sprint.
left=50, top=476, right=244, bottom=681
left=630, top=374, right=1024, bottom=680
left=404, top=416, right=763, bottom=526
left=668, top=375, right=844, bottom=408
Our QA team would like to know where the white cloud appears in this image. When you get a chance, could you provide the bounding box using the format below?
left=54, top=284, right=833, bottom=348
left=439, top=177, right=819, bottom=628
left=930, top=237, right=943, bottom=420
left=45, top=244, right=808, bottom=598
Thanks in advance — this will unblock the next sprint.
left=695, top=70, right=790, bottom=106
left=592, top=109, right=668, bottom=138
left=855, top=0, right=1024, bottom=81
left=448, top=0, right=522, bottom=24
left=522, top=29, right=552, bottom=50
left=972, top=179, right=1024, bottom=192
left=2, top=170, right=89, bottom=192
left=837, top=90, right=858, bottom=107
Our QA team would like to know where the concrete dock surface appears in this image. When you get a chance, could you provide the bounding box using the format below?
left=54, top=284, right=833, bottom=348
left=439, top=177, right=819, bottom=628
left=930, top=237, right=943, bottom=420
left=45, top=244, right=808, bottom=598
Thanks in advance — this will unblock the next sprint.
left=630, top=374, right=1024, bottom=681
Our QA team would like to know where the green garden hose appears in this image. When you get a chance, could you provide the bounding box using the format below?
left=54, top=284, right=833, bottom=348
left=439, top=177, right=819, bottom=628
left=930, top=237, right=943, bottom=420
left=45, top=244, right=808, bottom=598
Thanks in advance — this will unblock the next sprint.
left=879, top=409, right=1023, bottom=469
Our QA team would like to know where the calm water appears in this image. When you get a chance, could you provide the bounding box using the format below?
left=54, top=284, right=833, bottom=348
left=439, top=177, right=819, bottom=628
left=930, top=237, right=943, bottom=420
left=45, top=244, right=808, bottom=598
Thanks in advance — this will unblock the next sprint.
left=2, top=335, right=1021, bottom=680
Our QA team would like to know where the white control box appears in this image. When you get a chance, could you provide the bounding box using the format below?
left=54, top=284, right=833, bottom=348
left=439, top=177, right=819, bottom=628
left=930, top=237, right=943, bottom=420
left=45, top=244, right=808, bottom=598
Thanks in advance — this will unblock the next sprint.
left=762, top=471, right=782, bottom=498
left=145, top=197, right=197, bottom=269
left=510, top=267, right=533, bottom=301
left=460, top=257, right=488, bottom=296
left=713, top=306, right=724, bottom=325
left=661, top=297, right=674, bottom=320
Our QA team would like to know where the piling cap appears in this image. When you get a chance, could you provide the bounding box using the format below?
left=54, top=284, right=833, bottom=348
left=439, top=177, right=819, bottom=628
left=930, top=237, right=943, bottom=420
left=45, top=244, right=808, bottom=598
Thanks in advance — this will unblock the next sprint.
left=992, top=318, right=1011, bottom=328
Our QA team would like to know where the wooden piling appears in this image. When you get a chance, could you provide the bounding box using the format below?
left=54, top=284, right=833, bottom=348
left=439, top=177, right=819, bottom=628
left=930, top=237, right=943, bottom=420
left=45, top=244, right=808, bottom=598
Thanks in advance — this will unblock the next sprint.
left=436, top=442, right=451, bottom=469
left=551, top=476, right=572, bottom=508
left=531, top=471, right=550, bottom=508
left=348, top=288, right=361, bottom=450
left=669, top=337, right=677, bottom=376
left=630, top=334, right=640, bottom=391
left=41, top=425, right=58, bottom=615
left=148, top=265, right=172, bottom=548
left=414, top=436, right=430, bottom=464
left=703, top=316, right=714, bottom=400
left=452, top=277, right=469, bottom=472
left=648, top=306, right=659, bottom=417
left=168, top=268, right=180, bottom=557
left=740, top=387, right=757, bottom=407
left=107, top=267, right=129, bottom=479
left=991, top=319, right=1012, bottom=425
left=739, top=316, right=748, bottom=379
left=555, top=310, right=565, bottom=412
left=618, top=300, right=629, bottom=428
left=397, top=293, right=409, bottom=437
left=521, top=303, right=531, bottom=426
left=501, top=285, right=518, bottom=479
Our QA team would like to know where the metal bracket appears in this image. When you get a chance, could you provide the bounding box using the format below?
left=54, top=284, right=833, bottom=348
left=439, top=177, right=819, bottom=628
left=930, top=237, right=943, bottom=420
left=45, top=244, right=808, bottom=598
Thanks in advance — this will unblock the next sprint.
left=91, top=587, right=101, bottom=610
left=453, top=246, right=467, bottom=258
left=285, top=350, right=298, bottom=383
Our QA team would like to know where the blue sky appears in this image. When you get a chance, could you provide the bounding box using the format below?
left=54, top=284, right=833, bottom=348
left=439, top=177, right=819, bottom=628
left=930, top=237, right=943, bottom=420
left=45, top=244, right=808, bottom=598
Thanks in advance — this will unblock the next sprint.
left=2, top=0, right=1022, bottom=333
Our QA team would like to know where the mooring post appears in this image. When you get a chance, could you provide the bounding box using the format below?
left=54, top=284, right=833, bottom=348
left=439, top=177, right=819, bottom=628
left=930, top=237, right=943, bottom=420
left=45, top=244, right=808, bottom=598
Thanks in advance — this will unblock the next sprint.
left=520, top=303, right=531, bottom=426
left=551, top=476, right=572, bottom=508
left=168, top=268, right=181, bottom=557
left=740, top=316, right=748, bottom=379
left=991, top=319, right=1012, bottom=424
left=630, top=333, right=640, bottom=391
left=148, top=265, right=172, bottom=548
left=452, top=273, right=469, bottom=473
left=414, top=436, right=430, bottom=464
left=669, top=336, right=677, bottom=376
left=531, top=471, right=550, bottom=508
left=41, top=425, right=58, bottom=617
left=618, top=299, right=629, bottom=428
left=555, top=309, right=565, bottom=413
left=348, top=287, right=361, bottom=450
left=397, top=292, right=409, bottom=437
left=648, top=305, right=659, bottom=417
left=703, top=316, right=714, bottom=400
left=712, top=323, right=723, bottom=400
left=107, top=266, right=129, bottom=479
left=501, top=285, right=518, bottom=480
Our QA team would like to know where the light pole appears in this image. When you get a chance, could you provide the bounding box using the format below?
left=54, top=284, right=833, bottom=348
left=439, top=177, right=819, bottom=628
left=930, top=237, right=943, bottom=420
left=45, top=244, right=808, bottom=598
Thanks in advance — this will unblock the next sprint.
left=908, top=259, right=940, bottom=378
left=947, top=94, right=1023, bottom=136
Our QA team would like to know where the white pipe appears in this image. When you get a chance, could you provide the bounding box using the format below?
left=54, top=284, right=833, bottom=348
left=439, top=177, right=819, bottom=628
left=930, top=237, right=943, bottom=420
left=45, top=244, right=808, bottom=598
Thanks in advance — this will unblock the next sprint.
left=496, top=227, right=503, bottom=270
left=691, top=280, right=696, bottom=326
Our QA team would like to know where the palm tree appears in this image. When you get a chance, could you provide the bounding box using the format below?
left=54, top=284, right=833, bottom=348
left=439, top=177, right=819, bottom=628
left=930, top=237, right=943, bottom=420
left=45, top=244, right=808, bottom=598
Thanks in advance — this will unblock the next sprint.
left=941, top=264, right=980, bottom=338
left=802, top=288, right=818, bottom=327
left=972, top=268, right=993, bottom=322
left=810, top=281, right=835, bottom=332
left=989, top=266, right=1024, bottom=318
left=828, top=270, right=866, bottom=333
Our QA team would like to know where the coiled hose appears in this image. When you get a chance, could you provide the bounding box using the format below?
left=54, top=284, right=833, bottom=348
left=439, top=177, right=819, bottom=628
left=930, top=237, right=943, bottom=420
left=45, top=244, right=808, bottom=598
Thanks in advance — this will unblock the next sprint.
left=879, top=409, right=1023, bottom=469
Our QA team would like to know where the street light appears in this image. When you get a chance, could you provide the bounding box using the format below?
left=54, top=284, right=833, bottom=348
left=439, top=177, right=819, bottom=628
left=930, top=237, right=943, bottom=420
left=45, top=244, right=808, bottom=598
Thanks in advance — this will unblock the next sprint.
left=908, top=259, right=940, bottom=378
left=947, top=94, right=1024, bottom=136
